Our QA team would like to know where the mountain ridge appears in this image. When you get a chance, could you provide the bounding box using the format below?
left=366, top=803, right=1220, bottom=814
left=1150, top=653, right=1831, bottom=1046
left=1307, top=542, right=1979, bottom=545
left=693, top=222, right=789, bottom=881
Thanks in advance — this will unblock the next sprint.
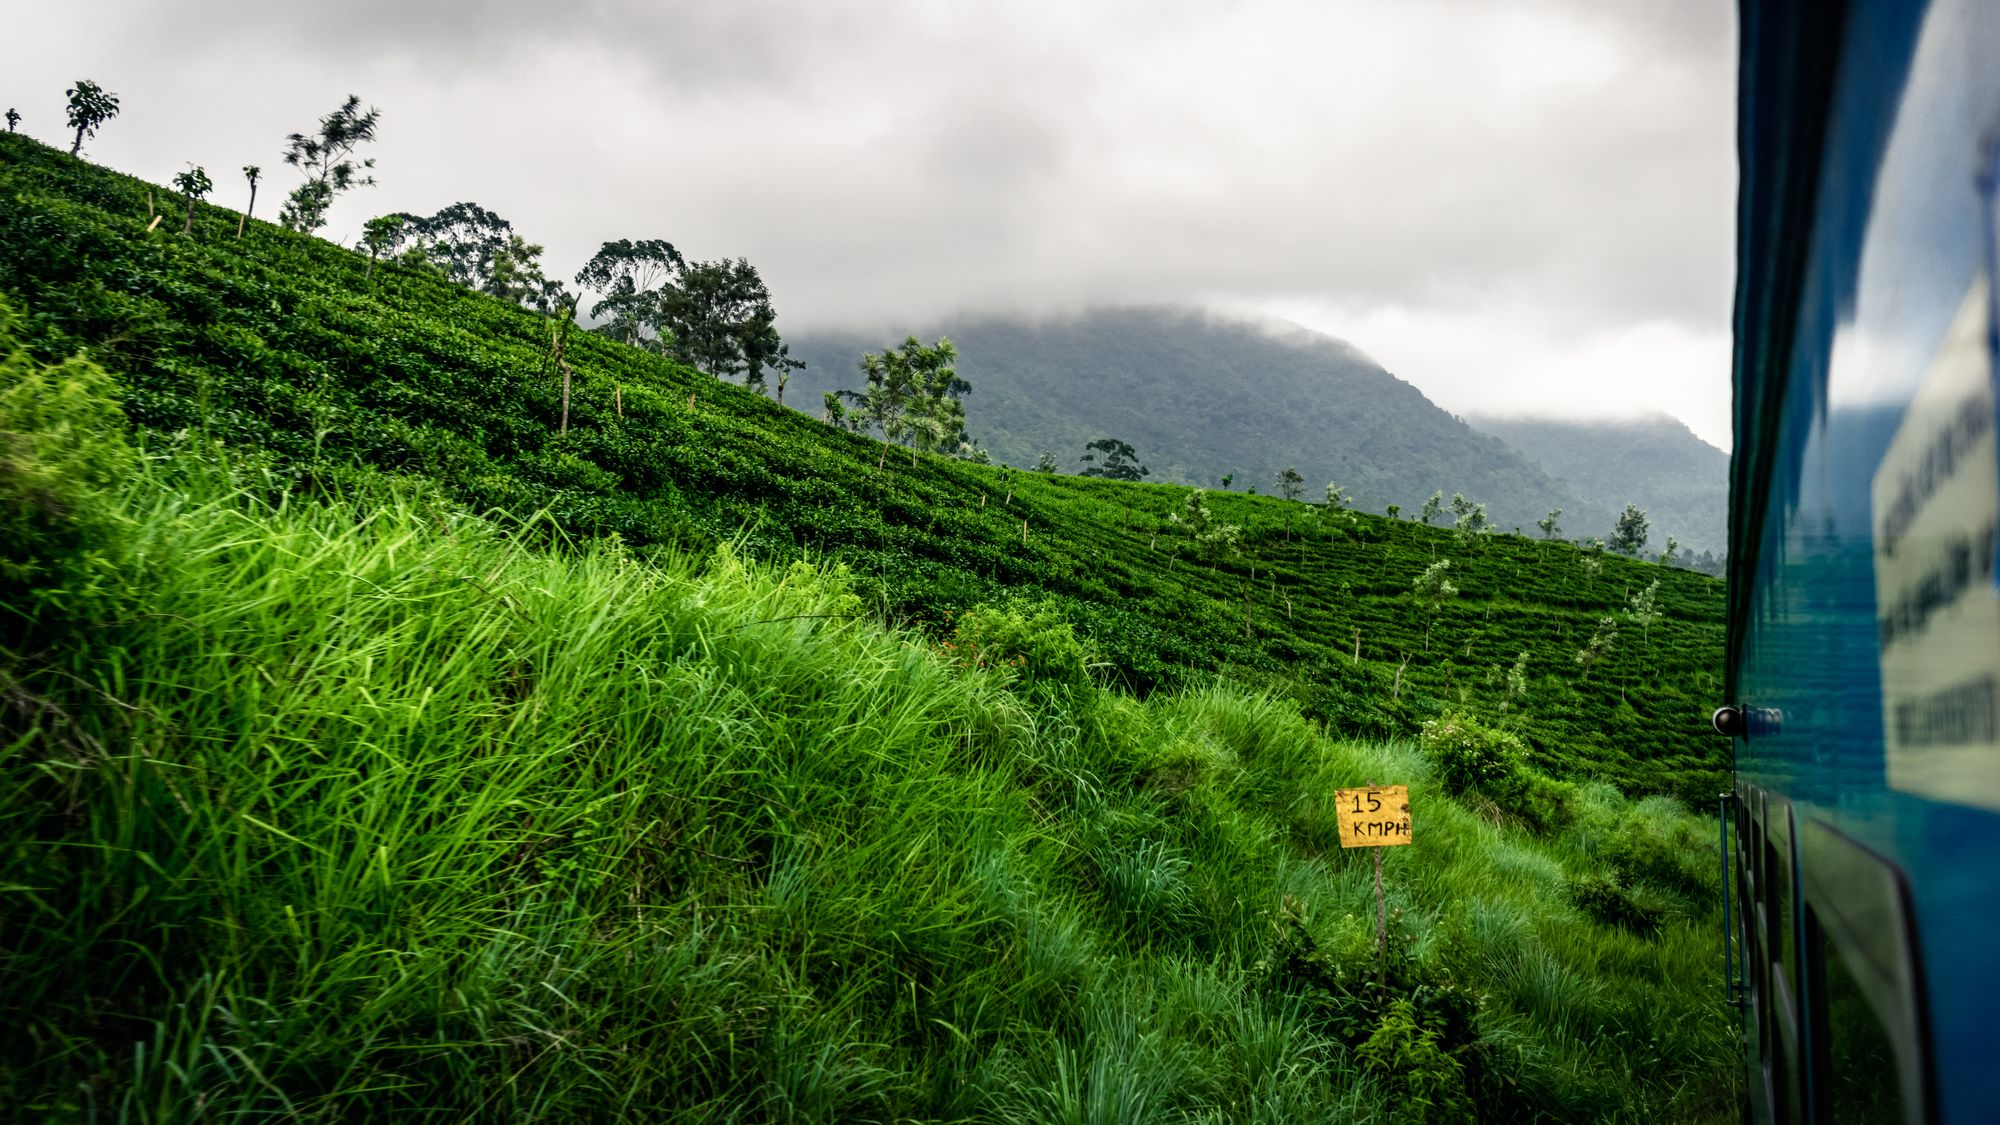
left=786, top=305, right=1622, bottom=536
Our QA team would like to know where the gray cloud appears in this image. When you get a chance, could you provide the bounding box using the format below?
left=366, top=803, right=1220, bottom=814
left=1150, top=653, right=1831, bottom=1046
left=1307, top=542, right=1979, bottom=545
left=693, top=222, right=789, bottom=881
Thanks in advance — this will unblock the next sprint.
left=9, top=0, right=1736, bottom=443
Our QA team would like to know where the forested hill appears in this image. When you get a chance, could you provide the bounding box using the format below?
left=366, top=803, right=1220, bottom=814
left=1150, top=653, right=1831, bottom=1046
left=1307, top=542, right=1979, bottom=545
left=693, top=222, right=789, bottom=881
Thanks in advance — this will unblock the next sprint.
left=0, top=132, right=1724, bottom=800
left=786, top=308, right=1618, bottom=535
left=1470, top=414, right=1730, bottom=558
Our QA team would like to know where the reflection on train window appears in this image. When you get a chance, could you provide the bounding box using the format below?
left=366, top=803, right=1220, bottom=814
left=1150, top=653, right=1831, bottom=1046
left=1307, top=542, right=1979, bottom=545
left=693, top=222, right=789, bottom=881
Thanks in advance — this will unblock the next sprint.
left=1820, top=927, right=1907, bottom=1124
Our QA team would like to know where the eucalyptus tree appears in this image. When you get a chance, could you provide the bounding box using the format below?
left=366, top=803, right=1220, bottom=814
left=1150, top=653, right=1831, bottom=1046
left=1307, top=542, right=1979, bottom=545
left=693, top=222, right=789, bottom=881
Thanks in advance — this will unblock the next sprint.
left=398, top=202, right=511, bottom=287
left=1419, top=490, right=1444, bottom=525
left=5, top=108, right=19, bottom=133
left=1079, top=437, right=1148, bottom=481
left=170, top=166, right=213, bottom=235
left=740, top=307, right=804, bottom=397
left=1626, top=579, right=1662, bottom=650
left=575, top=238, right=683, bottom=351
left=483, top=234, right=553, bottom=308
left=1035, top=452, right=1059, bottom=473
left=1276, top=466, right=1305, bottom=501
left=1537, top=509, right=1562, bottom=539
left=64, top=80, right=119, bottom=156
left=1412, top=558, right=1458, bottom=649
left=238, top=166, right=261, bottom=237
left=279, top=95, right=381, bottom=234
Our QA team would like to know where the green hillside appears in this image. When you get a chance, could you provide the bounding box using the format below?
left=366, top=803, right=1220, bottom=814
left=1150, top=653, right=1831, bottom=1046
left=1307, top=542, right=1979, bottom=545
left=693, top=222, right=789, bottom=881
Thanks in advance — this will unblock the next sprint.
left=0, top=132, right=1725, bottom=803
left=0, top=134, right=1740, bottom=1120
left=1470, top=415, right=1729, bottom=559
left=786, top=309, right=1619, bottom=537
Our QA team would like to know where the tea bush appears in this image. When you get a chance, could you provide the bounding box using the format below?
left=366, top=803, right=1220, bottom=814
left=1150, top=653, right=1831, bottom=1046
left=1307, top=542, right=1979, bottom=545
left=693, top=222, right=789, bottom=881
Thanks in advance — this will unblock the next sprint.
left=1419, top=711, right=1526, bottom=796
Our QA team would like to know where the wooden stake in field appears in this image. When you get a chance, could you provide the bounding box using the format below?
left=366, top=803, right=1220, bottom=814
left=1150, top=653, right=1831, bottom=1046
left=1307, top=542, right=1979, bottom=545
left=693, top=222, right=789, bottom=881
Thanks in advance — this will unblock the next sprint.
left=1335, top=780, right=1412, bottom=992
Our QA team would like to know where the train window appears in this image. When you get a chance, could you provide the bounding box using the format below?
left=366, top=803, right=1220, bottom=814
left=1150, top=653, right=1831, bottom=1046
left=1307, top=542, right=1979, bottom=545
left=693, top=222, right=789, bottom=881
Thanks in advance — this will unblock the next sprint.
left=1764, top=797, right=1803, bottom=1124
left=1800, top=819, right=1932, bottom=1125
left=1768, top=807, right=1796, bottom=978
left=1812, top=913, right=1908, bottom=1124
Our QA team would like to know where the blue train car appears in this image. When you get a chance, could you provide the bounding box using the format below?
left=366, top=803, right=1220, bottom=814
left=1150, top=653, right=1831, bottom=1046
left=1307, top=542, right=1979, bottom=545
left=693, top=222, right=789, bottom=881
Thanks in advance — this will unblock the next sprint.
left=1729, top=0, right=2000, bottom=1120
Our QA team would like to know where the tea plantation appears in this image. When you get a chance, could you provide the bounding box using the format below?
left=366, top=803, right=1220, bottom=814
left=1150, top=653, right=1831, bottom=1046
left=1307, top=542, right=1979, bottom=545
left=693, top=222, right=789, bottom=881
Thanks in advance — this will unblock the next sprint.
left=0, top=131, right=1725, bottom=803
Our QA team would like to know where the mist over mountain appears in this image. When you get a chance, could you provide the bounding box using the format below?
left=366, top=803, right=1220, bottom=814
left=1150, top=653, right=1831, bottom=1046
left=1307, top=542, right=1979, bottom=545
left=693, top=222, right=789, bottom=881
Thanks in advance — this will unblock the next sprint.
left=785, top=306, right=1618, bottom=536
left=1467, top=414, right=1729, bottom=556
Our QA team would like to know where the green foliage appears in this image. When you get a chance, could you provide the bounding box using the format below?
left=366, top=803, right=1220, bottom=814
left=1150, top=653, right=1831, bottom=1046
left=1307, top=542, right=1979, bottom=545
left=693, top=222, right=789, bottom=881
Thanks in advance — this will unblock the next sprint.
left=1628, top=579, right=1663, bottom=644
left=1566, top=871, right=1668, bottom=935
left=0, top=131, right=1729, bottom=802
left=1575, top=616, right=1618, bottom=679
left=0, top=461, right=1741, bottom=1120
left=63, top=79, right=118, bottom=156
left=1419, top=711, right=1525, bottom=796
left=1035, top=451, right=1059, bottom=472
left=279, top=94, right=380, bottom=233
left=785, top=308, right=1622, bottom=533
left=1276, top=466, right=1304, bottom=500
left=1537, top=508, right=1561, bottom=538
left=0, top=298, right=133, bottom=630
left=1356, top=1000, right=1476, bottom=1124
left=946, top=599, right=1090, bottom=691
left=1419, top=490, right=1444, bottom=525
left=1611, top=502, right=1650, bottom=556
left=1475, top=415, right=1727, bottom=556
left=1079, top=436, right=1148, bottom=481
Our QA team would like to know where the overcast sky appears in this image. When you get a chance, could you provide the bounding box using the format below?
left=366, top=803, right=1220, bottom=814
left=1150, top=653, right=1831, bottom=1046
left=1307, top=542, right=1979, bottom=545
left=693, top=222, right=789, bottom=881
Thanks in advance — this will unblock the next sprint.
left=9, top=0, right=1737, bottom=447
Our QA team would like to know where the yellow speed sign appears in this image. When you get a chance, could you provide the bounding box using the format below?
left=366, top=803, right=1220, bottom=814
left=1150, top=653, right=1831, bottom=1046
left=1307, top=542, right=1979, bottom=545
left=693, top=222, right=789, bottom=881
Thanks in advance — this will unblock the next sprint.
left=1335, top=785, right=1411, bottom=848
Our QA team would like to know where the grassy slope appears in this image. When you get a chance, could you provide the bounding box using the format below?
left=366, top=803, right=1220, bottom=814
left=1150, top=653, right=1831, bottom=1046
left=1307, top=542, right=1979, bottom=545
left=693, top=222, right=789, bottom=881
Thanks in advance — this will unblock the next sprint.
left=0, top=133, right=1727, bottom=803
left=1, top=448, right=1737, bottom=1122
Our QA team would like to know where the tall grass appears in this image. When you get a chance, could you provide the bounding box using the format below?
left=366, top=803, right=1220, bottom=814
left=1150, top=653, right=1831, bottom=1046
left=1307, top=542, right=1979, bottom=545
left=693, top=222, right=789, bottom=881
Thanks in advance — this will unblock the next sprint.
left=0, top=444, right=1739, bottom=1121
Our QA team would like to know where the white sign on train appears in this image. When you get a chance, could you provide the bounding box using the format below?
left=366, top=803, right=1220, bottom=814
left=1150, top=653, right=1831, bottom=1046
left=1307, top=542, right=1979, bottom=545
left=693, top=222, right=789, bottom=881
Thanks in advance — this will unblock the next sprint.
left=1871, top=281, right=2000, bottom=811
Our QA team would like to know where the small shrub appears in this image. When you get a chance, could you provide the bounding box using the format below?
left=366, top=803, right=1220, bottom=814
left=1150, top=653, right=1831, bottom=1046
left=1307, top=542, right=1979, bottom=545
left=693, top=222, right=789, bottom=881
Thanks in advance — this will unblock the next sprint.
left=1356, top=999, right=1475, bottom=1125
left=1418, top=711, right=1525, bottom=796
left=945, top=600, right=1090, bottom=691
left=1565, top=871, right=1666, bottom=935
left=0, top=297, right=134, bottom=631
left=1511, top=770, right=1580, bottom=834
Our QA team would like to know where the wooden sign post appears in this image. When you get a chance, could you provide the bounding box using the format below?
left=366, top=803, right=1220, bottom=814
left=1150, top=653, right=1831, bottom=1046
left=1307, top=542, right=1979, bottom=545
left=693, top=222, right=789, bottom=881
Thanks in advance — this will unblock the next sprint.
left=1336, top=780, right=1412, bottom=989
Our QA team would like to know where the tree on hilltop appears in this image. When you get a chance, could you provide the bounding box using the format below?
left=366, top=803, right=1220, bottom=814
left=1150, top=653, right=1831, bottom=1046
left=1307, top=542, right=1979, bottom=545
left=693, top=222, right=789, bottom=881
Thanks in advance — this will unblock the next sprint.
left=1537, top=509, right=1562, bottom=539
left=839, top=336, right=966, bottom=467
left=1610, top=503, right=1649, bottom=556
left=1276, top=467, right=1305, bottom=501
left=238, top=166, right=261, bottom=238
left=1419, top=490, right=1444, bottom=525
left=5, top=109, right=19, bottom=133
left=279, top=95, right=381, bottom=234
left=170, top=166, right=211, bottom=236
left=65, top=80, right=119, bottom=156
left=659, top=258, right=778, bottom=387
left=576, top=239, right=684, bottom=351
left=1080, top=438, right=1149, bottom=481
